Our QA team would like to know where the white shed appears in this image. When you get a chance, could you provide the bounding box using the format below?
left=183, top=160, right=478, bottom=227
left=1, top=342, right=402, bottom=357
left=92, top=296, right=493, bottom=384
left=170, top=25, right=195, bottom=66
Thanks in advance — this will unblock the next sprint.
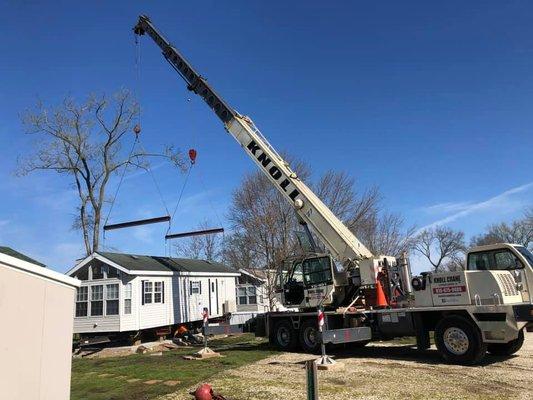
left=67, top=252, right=240, bottom=338
left=0, top=248, right=80, bottom=400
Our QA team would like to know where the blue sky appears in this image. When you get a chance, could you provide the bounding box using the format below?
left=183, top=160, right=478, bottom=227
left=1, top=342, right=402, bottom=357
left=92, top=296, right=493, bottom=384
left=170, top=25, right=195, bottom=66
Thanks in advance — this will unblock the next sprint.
left=1, top=1, right=532, bottom=273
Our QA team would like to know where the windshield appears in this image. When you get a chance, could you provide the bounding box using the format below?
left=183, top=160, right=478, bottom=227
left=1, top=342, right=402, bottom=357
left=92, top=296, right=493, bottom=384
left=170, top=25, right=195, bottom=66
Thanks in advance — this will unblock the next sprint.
left=303, top=256, right=333, bottom=286
left=514, top=246, right=533, bottom=268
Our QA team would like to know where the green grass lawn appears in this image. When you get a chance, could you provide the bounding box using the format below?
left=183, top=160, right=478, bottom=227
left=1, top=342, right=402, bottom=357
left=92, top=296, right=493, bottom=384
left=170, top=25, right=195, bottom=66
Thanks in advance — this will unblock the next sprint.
left=71, top=334, right=277, bottom=400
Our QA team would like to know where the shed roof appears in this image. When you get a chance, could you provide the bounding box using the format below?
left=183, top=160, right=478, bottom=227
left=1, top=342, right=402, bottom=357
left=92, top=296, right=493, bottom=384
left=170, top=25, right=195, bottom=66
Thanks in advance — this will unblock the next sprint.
left=0, top=252, right=79, bottom=288
left=96, top=252, right=237, bottom=274
left=0, top=246, right=46, bottom=267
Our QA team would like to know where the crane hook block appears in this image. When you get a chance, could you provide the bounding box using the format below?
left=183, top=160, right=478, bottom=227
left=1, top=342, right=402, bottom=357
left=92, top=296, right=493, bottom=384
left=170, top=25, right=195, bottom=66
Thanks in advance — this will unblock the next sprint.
left=188, top=148, right=197, bottom=164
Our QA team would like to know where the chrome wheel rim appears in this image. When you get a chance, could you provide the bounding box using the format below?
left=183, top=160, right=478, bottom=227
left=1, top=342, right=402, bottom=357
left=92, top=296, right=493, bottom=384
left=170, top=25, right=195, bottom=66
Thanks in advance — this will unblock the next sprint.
left=443, top=327, right=469, bottom=355
left=277, top=326, right=291, bottom=347
left=303, top=326, right=318, bottom=349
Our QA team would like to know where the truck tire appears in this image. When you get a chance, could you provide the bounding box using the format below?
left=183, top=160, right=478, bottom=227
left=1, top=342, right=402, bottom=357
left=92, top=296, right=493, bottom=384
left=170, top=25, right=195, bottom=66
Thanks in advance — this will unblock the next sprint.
left=487, top=329, right=524, bottom=356
left=299, top=319, right=321, bottom=354
left=272, top=320, right=298, bottom=351
left=435, top=315, right=487, bottom=365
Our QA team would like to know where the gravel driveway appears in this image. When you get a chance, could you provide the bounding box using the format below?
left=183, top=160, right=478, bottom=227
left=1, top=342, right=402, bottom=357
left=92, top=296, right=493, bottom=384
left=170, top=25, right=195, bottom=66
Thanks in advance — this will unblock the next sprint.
left=161, top=334, right=533, bottom=400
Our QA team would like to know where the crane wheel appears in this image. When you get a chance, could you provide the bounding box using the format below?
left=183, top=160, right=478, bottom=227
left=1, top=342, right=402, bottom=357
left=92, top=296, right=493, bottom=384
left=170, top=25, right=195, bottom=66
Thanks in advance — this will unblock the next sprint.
left=299, top=319, right=321, bottom=354
left=272, top=320, right=298, bottom=351
left=435, top=315, right=487, bottom=365
left=487, top=329, right=525, bottom=356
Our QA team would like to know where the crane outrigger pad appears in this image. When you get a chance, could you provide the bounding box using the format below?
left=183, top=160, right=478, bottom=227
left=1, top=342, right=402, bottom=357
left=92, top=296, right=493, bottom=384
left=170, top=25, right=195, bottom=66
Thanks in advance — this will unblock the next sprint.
left=103, top=215, right=171, bottom=231
left=165, top=227, right=224, bottom=240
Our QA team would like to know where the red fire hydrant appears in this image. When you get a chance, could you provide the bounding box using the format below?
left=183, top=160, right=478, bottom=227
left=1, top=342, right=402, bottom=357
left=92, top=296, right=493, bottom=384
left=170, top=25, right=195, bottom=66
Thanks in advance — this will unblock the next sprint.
left=192, top=384, right=213, bottom=400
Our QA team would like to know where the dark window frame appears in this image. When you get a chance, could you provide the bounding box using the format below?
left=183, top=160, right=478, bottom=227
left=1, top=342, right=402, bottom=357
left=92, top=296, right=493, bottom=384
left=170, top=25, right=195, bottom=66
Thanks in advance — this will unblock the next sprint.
left=467, top=249, right=524, bottom=271
left=302, top=256, right=333, bottom=286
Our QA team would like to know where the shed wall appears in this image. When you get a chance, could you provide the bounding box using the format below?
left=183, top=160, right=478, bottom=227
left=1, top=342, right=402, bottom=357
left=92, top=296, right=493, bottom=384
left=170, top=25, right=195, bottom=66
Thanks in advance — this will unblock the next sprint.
left=0, top=264, right=76, bottom=400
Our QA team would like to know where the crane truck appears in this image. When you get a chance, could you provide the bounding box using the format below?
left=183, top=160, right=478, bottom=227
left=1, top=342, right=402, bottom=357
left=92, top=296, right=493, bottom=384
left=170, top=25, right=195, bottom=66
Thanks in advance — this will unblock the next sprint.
left=133, top=15, right=533, bottom=365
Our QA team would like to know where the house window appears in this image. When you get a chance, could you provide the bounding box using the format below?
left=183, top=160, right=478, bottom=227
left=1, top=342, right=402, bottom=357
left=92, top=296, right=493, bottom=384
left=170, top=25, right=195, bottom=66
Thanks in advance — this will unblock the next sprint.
left=154, top=282, right=163, bottom=303
left=90, top=285, right=103, bottom=316
left=107, top=267, right=120, bottom=279
left=143, top=282, right=153, bottom=304
left=106, top=284, right=119, bottom=315
left=92, top=264, right=104, bottom=280
left=124, top=283, right=132, bottom=314
left=77, top=267, right=89, bottom=281
left=248, top=287, right=257, bottom=305
left=237, top=286, right=257, bottom=305
left=237, top=287, right=247, bottom=305
left=75, top=287, right=88, bottom=317
left=190, top=281, right=201, bottom=295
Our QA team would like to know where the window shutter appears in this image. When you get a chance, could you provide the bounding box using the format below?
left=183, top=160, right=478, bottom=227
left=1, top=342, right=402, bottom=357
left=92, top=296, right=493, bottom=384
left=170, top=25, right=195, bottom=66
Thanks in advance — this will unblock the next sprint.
left=199, top=281, right=202, bottom=295
left=189, top=281, right=192, bottom=295
left=162, top=281, right=165, bottom=304
left=141, top=280, right=145, bottom=305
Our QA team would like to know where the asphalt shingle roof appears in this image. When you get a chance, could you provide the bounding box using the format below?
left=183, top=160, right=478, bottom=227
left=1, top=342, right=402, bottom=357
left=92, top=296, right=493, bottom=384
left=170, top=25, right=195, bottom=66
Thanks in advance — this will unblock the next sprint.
left=97, top=251, right=237, bottom=274
left=0, top=246, right=46, bottom=267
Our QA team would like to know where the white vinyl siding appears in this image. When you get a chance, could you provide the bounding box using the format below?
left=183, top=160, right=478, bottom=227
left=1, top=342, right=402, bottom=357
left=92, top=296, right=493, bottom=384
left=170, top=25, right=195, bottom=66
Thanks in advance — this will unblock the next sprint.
left=71, top=255, right=239, bottom=334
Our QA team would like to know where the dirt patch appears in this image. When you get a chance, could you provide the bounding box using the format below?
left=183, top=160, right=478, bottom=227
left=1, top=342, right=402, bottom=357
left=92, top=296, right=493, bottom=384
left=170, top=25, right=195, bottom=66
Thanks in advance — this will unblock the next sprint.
left=159, top=334, right=533, bottom=400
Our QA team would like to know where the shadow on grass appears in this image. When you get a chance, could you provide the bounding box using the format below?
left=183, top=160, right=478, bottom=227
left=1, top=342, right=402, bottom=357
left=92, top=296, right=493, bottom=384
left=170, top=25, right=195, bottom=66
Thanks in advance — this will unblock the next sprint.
left=260, top=341, right=518, bottom=368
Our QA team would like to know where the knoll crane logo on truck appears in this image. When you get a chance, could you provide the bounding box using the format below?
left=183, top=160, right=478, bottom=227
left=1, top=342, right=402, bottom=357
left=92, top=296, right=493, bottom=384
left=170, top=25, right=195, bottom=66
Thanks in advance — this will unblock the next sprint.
left=432, top=274, right=467, bottom=295
left=247, top=140, right=301, bottom=201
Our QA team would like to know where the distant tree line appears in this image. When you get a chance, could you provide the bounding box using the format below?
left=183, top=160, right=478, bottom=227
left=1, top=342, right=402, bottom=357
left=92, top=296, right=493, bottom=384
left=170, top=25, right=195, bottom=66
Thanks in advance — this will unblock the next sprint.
left=19, top=90, right=532, bottom=277
left=411, top=207, right=532, bottom=272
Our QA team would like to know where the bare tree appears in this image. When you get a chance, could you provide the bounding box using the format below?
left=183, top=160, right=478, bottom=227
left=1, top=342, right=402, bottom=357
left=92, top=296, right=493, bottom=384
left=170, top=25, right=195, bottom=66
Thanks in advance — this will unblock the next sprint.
left=357, top=212, right=416, bottom=257
left=174, top=220, right=223, bottom=261
left=470, top=208, right=533, bottom=250
left=227, top=158, right=312, bottom=273
left=442, top=254, right=466, bottom=272
left=222, top=155, right=414, bottom=307
left=413, top=226, right=466, bottom=272
left=18, top=90, right=184, bottom=255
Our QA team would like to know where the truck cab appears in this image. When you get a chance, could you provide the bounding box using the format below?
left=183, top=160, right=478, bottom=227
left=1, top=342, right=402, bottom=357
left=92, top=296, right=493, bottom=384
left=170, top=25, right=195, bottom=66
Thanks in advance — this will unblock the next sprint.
left=466, top=243, right=533, bottom=303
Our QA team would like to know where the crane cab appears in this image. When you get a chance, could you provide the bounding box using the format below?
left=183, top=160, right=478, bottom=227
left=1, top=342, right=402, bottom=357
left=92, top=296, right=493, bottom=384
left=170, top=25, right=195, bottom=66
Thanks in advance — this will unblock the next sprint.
left=273, top=254, right=345, bottom=309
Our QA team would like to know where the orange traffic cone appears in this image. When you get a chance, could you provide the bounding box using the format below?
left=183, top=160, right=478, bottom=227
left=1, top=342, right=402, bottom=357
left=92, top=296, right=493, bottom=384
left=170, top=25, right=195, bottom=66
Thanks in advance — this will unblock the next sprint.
left=375, top=280, right=388, bottom=308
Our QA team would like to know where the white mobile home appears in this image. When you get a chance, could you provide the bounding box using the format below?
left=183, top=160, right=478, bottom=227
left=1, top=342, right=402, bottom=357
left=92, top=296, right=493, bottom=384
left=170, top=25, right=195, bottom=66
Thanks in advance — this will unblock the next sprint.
left=0, top=247, right=80, bottom=400
left=236, top=269, right=269, bottom=313
left=67, top=252, right=240, bottom=337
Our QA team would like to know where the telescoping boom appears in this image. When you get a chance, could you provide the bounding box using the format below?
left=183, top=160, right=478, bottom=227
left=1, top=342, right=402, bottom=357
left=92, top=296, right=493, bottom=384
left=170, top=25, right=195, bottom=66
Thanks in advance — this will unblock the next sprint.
left=132, top=17, right=533, bottom=366
left=133, top=15, right=373, bottom=273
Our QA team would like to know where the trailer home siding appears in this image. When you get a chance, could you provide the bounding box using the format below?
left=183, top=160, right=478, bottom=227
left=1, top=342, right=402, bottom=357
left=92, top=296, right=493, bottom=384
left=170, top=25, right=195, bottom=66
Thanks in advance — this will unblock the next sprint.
left=68, top=252, right=240, bottom=335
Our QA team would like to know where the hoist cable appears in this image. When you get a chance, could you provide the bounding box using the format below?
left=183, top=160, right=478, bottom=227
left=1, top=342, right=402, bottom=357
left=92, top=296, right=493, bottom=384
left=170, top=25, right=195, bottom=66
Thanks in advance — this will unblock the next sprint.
left=196, top=166, right=225, bottom=238
left=169, top=165, right=193, bottom=228
left=102, top=134, right=140, bottom=243
left=134, top=32, right=142, bottom=127
left=137, top=142, right=171, bottom=217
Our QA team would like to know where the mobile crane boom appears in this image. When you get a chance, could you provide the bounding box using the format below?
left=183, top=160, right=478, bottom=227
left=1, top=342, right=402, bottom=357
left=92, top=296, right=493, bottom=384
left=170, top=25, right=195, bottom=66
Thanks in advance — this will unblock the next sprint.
left=131, top=17, right=533, bottom=365
left=133, top=15, right=373, bottom=276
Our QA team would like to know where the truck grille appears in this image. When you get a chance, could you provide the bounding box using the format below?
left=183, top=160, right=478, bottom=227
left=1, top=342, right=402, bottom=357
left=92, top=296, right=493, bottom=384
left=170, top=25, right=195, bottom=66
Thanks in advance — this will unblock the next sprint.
left=496, top=273, right=519, bottom=297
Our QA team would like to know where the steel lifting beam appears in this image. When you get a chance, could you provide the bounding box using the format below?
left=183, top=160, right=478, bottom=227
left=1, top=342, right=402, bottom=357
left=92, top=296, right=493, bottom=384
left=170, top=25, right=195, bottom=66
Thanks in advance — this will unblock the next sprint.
left=165, top=227, right=224, bottom=240
left=103, top=215, right=171, bottom=231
